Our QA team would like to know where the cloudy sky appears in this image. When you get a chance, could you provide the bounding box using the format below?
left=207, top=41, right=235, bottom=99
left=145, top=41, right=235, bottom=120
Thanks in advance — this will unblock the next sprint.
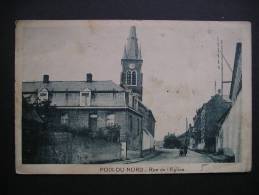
left=18, top=20, right=247, bottom=140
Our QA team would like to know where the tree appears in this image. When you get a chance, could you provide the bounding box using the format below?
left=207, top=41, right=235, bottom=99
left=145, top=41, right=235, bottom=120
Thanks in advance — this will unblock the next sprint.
left=32, top=98, right=57, bottom=131
left=163, top=133, right=181, bottom=149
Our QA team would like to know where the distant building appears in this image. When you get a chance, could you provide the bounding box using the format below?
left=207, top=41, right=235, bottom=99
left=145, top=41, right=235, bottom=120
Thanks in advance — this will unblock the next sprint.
left=22, top=26, right=155, bottom=160
left=177, top=132, right=187, bottom=146
left=154, top=140, right=164, bottom=150
left=216, top=43, right=242, bottom=162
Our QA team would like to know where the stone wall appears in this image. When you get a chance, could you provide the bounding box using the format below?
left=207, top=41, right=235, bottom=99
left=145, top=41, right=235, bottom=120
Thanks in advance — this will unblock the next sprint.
left=71, top=137, right=121, bottom=163
left=24, top=131, right=121, bottom=164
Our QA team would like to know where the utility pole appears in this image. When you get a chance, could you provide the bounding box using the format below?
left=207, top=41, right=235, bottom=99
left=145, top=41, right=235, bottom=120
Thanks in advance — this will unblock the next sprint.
left=220, top=39, right=224, bottom=96
left=186, top=117, right=188, bottom=132
left=185, top=117, right=188, bottom=146
left=214, top=81, right=217, bottom=95
left=217, top=37, right=232, bottom=97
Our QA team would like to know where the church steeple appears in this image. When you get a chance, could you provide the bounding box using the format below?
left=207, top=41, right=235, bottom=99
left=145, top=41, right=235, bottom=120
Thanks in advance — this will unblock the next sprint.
left=120, top=26, right=143, bottom=100
left=122, top=45, right=128, bottom=59
left=138, top=44, right=142, bottom=59
left=122, top=26, right=142, bottom=60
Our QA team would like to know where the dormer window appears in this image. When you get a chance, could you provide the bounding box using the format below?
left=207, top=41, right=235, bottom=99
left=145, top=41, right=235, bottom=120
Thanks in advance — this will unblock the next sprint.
left=80, top=88, right=91, bottom=106
left=38, top=88, right=48, bottom=102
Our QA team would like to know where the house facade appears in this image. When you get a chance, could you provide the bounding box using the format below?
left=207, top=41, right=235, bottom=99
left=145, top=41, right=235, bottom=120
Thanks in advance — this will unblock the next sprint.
left=216, top=43, right=242, bottom=162
left=188, top=94, right=231, bottom=153
left=189, top=43, right=242, bottom=158
left=22, top=26, right=155, bottom=160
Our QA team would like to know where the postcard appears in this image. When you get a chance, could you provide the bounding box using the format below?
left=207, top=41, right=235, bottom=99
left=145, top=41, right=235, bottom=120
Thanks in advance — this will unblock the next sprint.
left=15, top=20, right=252, bottom=174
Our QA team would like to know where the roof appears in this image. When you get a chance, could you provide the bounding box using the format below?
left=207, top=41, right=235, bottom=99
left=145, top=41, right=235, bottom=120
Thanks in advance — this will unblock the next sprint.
left=177, top=132, right=187, bottom=139
left=22, top=80, right=125, bottom=93
left=217, top=106, right=232, bottom=127
left=122, top=26, right=142, bottom=60
left=229, top=42, right=242, bottom=100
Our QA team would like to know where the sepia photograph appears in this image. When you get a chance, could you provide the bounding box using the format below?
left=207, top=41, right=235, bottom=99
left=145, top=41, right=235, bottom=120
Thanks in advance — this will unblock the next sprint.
left=15, top=20, right=252, bottom=174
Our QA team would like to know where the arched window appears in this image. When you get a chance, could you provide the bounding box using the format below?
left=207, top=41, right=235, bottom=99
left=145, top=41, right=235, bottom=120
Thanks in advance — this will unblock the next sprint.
left=132, top=71, right=137, bottom=85
left=126, top=70, right=137, bottom=86
left=126, top=71, right=131, bottom=85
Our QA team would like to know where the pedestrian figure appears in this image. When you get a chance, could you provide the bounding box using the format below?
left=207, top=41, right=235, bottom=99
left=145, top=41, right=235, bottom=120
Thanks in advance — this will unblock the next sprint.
left=183, top=145, right=188, bottom=156
left=179, top=146, right=184, bottom=156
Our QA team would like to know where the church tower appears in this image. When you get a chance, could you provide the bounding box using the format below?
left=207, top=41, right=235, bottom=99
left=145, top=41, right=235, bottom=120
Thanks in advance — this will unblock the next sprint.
left=120, top=26, right=143, bottom=100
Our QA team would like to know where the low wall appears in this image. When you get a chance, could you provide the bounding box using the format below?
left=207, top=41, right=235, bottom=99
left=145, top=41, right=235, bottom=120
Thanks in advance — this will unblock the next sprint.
left=37, top=132, right=73, bottom=163
left=127, top=150, right=141, bottom=159
left=25, top=131, right=121, bottom=164
left=72, top=137, right=121, bottom=163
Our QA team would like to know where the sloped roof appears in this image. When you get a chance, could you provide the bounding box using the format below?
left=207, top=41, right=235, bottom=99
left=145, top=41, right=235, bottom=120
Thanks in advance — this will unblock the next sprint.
left=22, top=80, right=125, bottom=92
left=229, top=42, right=242, bottom=100
left=217, top=106, right=232, bottom=127
left=138, top=101, right=156, bottom=122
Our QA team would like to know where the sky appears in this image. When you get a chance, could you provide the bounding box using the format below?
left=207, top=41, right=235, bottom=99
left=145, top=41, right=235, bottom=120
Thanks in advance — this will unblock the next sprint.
left=18, top=20, right=247, bottom=140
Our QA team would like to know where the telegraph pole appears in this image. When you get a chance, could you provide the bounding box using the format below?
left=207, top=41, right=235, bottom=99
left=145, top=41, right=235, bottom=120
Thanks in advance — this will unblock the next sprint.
left=185, top=117, right=188, bottom=146
left=217, top=37, right=232, bottom=97
left=214, top=81, right=217, bottom=95
left=220, top=39, right=224, bottom=96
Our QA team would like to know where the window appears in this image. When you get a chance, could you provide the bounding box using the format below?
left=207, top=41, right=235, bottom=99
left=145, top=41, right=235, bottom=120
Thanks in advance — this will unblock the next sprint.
left=126, top=70, right=137, bottom=86
left=38, top=88, right=48, bottom=102
left=80, top=89, right=91, bottom=106
left=132, top=71, right=137, bottom=85
left=61, top=113, right=69, bottom=125
left=126, top=71, right=131, bottom=85
left=106, top=114, right=115, bottom=127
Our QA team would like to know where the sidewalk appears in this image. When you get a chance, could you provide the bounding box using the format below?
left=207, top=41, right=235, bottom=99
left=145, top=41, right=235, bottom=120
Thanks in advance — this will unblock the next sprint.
left=207, top=154, right=235, bottom=162
left=192, top=149, right=235, bottom=162
left=109, top=151, right=161, bottom=164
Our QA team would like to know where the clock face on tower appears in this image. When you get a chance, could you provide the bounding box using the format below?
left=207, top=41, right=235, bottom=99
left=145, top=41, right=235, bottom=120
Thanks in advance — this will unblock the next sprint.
left=129, top=63, right=136, bottom=69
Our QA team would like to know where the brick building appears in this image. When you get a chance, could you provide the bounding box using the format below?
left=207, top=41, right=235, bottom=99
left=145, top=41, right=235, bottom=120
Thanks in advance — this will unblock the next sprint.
left=22, top=26, right=156, bottom=160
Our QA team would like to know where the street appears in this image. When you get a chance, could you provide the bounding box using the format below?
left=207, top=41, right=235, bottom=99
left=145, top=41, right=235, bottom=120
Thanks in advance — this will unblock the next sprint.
left=135, top=148, right=214, bottom=164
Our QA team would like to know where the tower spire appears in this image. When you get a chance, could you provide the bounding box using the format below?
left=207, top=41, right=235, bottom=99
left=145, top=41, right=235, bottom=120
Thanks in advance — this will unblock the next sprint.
left=120, top=26, right=143, bottom=100
left=124, top=25, right=141, bottom=60
left=122, top=45, right=127, bottom=59
left=138, top=43, right=142, bottom=59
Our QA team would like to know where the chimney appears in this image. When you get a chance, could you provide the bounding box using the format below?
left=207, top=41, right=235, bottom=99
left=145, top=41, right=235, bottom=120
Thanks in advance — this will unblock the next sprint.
left=43, top=74, right=49, bottom=83
left=86, top=73, right=92, bottom=82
